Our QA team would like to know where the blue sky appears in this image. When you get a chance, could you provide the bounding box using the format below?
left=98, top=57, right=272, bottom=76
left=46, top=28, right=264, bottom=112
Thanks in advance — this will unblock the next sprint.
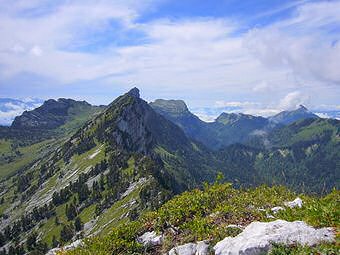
left=0, top=0, right=339, bottom=120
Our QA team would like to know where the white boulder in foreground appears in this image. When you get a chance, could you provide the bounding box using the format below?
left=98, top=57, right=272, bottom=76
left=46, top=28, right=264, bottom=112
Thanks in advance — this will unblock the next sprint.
left=214, top=220, right=334, bottom=255
left=169, top=241, right=209, bottom=255
left=284, top=197, right=303, bottom=208
left=137, top=231, right=163, bottom=246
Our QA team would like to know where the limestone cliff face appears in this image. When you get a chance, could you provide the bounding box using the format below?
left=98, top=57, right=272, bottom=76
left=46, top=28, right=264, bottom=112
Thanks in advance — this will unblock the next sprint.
left=112, top=98, right=154, bottom=154
left=77, top=88, right=190, bottom=155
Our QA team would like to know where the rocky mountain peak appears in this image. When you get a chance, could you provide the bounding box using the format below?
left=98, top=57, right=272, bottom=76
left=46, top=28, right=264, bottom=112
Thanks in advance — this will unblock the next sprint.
left=298, top=104, right=308, bottom=111
left=269, top=105, right=318, bottom=125
left=127, top=87, right=140, bottom=98
left=86, top=90, right=191, bottom=155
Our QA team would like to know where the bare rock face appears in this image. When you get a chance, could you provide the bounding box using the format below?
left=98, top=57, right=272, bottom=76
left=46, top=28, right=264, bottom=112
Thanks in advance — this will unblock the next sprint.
left=284, top=197, right=303, bottom=208
left=214, top=220, right=334, bottom=255
left=271, top=206, right=284, bottom=214
left=113, top=101, right=154, bottom=154
left=137, top=231, right=163, bottom=246
left=46, top=239, right=83, bottom=255
left=168, top=241, right=209, bottom=255
left=127, top=87, right=140, bottom=98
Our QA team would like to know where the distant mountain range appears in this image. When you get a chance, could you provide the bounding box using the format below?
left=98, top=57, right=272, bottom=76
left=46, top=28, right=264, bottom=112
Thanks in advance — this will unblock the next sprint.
left=190, top=106, right=340, bottom=122
left=1, top=98, right=339, bottom=127
left=150, top=100, right=320, bottom=149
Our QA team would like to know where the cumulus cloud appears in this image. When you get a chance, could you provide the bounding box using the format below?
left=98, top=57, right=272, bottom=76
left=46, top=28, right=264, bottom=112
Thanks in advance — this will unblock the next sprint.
left=278, top=91, right=310, bottom=110
left=245, top=1, right=340, bottom=85
left=194, top=113, right=217, bottom=123
left=0, top=0, right=339, bottom=110
left=215, top=101, right=260, bottom=108
left=0, top=98, right=43, bottom=125
left=30, top=45, right=43, bottom=56
left=192, top=90, right=314, bottom=119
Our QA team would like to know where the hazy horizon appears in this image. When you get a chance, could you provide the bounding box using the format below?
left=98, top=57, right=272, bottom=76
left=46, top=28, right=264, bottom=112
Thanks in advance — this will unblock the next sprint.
left=1, top=88, right=339, bottom=125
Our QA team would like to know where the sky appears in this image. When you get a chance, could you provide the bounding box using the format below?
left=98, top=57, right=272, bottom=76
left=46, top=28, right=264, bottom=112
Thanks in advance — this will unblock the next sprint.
left=0, top=0, right=339, bottom=120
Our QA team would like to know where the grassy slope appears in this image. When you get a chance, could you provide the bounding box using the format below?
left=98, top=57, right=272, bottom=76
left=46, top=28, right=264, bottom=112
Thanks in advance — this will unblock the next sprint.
left=2, top=142, right=151, bottom=248
left=270, top=118, right=339, bottom=147
left=0, top=104, right=103, bottom=180
left=0, top=143, right=105, bottom=242
left=0, top=138, right=58, bottom=179
left=64, top=182, right=339, bottom=255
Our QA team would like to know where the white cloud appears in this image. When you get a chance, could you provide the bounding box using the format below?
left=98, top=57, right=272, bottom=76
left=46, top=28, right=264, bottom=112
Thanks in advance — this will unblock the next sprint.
left=30, top=45, right=43, bottom=56
left=252, top=81, right=271, bottom=92
left=0, top=98, right=43, bottom=125
left=192, top=90, right=314, bottom=119
left=314, top=112, right=330, bottom=118
left=11, top=44, right=26, bottom=53
left=0, top=104, right=28, bottom=125
left=215, top=101, right=260, bottom=108
left=315, top=104, right=340, bottom=110
left=0, top=0, right=339, bottom=110
left=244, top=1, right=340, bottom=86
left=278, top=91, right=309, bottom=110
left=194, top=113, right=217, bottom=122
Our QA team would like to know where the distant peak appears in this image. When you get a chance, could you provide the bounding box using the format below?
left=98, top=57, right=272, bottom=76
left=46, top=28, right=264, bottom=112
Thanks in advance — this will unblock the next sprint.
left=150, top=99, right=189, bottom=114
left=216, top=112, right=240, bottom=124
left=127, top=87, right=140, bottom=98
left=45, top=99, right=57, bottom=103
left=298, top=104, right=308, bottom=111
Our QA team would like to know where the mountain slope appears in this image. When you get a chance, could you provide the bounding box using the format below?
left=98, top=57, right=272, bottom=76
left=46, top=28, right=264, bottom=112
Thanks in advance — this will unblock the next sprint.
left=0, top=99, right=104, bottom=179
left=269, top=105, right=319, bottom=125
left=211, top=113, right=269, bottom=148
left=0, top=89, right=338, bottom=255
left=64, top=183, right=339, bottom=255
left=65, top=88, right=217, bottom=192
left=10, top=98, right=104, bottom=139
left=151, top=100, right=323, bottom=150
left=151, top=100, right=269, bottom=149
left=150, top=99, right=214, bottom=148
left=217, top=118, right=340, bottom=193
left=0, top=88, right=218, bottom=254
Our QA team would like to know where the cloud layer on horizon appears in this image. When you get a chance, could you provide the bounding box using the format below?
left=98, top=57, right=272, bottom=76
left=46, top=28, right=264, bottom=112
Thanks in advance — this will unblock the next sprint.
left=0, top=98, right=43, bottom=125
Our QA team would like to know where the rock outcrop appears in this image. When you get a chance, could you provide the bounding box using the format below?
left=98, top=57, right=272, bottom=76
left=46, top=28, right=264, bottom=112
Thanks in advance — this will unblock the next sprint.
left=46, top=239, right=83, bottom=255
left=214, top=220, right=334, bottom=255
left=137, top=231, right=163, bottom=246
left=284, top=197, right=303, bottom=208
left=168, top=241, right=209, bottom=255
